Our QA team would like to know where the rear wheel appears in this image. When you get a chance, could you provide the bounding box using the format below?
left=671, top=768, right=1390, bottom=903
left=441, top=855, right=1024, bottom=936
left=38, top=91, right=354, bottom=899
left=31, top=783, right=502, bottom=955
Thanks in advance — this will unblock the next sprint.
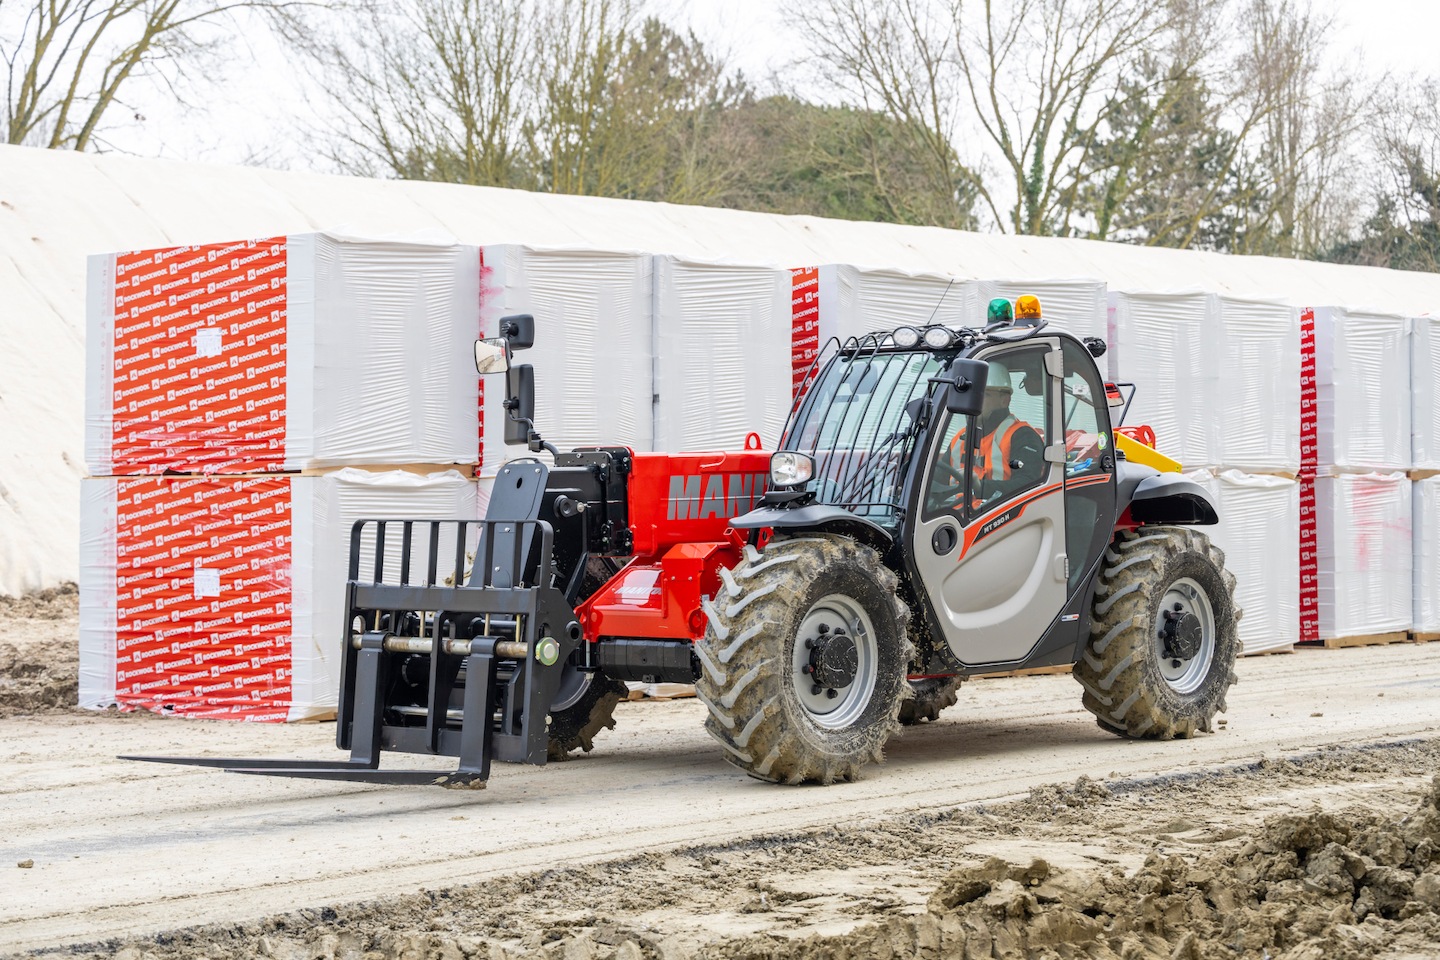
left=694, top=535, right=913, bottom=784
left=897, top=677, right=962, bottom=725
left=1073, top=526, right=1240, bottom=739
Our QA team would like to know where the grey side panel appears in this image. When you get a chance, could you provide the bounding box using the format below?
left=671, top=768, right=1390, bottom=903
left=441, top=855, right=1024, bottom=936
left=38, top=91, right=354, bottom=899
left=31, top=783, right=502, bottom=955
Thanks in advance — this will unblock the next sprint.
left=1129, top=474, right=1220, bottom=525
left=730, top=503, right=894, bottom=551
left=1114, top=460, right=1160, bottom=514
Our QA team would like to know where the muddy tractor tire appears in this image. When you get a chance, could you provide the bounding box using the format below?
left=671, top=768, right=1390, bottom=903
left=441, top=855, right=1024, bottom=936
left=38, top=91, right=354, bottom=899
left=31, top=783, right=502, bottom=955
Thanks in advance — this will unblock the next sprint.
left=1074, top=526, right=1241, bottom=740
left=694, top=535, right=913, bottom=784
left=546, top=666, right=627, bottom=761
left=897, top=677, right=962, bottom=725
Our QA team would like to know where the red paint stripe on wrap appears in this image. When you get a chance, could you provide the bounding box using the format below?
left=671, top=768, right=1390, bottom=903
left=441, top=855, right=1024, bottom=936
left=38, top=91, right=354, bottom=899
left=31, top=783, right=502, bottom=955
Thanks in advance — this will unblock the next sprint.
left=1299, top=308, right=1318, bottom=644
left=791, top=267, right=820, bottom=399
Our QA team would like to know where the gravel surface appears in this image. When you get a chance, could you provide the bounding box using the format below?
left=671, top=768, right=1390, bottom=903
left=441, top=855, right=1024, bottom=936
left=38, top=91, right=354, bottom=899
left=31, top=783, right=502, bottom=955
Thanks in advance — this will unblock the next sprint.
left=2, top=591, right=1439, bottom=957
left=12, top=740, right=1440, bottom=960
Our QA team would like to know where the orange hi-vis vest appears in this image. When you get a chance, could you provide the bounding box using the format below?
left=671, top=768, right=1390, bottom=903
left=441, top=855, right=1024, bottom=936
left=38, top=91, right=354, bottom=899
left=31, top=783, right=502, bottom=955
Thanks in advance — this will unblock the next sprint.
left=949, top=414, right=1025, bottom=482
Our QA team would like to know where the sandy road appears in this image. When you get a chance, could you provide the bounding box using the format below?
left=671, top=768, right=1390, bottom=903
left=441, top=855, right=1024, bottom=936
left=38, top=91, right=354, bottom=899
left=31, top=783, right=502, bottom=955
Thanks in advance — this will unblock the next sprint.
left=2, top=642, right=1438, bottom=953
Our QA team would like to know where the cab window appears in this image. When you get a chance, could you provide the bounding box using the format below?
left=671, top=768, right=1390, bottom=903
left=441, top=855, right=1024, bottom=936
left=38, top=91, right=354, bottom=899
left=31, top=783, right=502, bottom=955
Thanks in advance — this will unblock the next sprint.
left=923, top=347, right=1050, bottom=522
left=1060, top=341, right=1111, bottom=477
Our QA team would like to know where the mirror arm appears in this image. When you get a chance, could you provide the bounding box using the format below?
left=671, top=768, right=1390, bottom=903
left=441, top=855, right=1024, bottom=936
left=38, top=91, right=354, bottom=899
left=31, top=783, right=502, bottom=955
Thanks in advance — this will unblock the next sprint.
left=502, top=402, right=559, bottom=457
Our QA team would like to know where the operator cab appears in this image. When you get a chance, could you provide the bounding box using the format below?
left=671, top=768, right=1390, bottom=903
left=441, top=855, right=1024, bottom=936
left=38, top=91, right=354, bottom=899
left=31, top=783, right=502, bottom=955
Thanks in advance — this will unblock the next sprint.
left=758, top=297, right=1120, bottom=675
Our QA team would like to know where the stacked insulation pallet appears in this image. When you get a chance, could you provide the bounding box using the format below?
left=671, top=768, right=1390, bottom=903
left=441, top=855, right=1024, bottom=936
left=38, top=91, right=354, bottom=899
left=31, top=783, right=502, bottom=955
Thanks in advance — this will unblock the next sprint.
left=1304, top=308, right=1413, bottom=648
left=81, top=233, right=494, bottom=720
left=81, top=239, right=801, bottom=718
left=1111, top=291, right=1302, bottom=655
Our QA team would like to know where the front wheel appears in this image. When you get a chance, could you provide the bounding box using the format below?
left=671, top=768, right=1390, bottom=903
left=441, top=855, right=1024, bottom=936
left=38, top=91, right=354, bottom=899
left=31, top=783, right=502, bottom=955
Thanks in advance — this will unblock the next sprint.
left=897, top=676, right=962, bottom=725
left=1074, top=526, right=1240, bottom=739
left=695, top=535, right=913, bottom=784
left=546, top=664, right=627, bottom=760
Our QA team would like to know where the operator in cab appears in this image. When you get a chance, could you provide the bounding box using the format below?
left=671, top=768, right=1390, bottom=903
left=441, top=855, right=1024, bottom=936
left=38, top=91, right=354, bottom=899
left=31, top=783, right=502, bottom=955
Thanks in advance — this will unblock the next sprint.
left=939, top=357, right=1045, bottom=511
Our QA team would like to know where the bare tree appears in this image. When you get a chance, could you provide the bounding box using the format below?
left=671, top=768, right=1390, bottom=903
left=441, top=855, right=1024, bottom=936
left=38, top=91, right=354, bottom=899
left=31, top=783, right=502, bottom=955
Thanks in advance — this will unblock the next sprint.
left=1096, top=0, right=1365, bottom=254
left=951, top=0, right=1182, bottom=235
left=781, top=0, right=980, bottom=229
left=1325, top=77, right=1440, bottom=271
left=3, top=0, right=295, bottom=151
left=524, top=0, right=630, bottom=194
left=283, top=0, right=531, bottom=185
left=1222, top=0, right=1365, bottom=256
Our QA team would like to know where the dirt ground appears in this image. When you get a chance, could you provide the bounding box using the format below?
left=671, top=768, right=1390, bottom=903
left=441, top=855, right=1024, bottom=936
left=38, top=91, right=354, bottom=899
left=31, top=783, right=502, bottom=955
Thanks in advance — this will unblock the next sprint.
left=0, top=584, right=79, bottom=718
left=13, top=742, right=1440, bottom=960
left=3, top=590, right=1440, bottom=958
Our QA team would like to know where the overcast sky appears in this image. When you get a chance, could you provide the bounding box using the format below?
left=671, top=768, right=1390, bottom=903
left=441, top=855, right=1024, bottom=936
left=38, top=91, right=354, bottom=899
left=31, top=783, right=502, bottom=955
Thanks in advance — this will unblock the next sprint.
left=108, top=0, right=1440, bottom=171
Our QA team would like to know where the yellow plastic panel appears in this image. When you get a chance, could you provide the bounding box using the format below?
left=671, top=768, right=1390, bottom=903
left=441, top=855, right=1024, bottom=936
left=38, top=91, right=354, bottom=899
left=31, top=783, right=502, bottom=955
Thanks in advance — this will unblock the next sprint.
left=1115, top=432, right=1182, bottom=473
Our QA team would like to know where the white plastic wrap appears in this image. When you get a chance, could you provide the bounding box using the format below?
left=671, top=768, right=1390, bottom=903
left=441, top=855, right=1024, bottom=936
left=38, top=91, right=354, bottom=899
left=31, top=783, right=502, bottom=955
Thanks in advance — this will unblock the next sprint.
left=479, top=246, right=653, bottom=475
left=1112, top=290, right=1216, bottom=468
left=1312, top=307, right=1411, bottom=472
left=78, top=469, right=478, bottom=721
left=1213, top=296, right=1301, bottom=473
left=807, top=264, right=972, bottom=343
left=1113, top=292, right=1300, bottom=473
left=85, top=233, right=480, bottom=476
left=790, top=265, right=974, bottom=396
left=973, top=278, right=1107, bottom=341
left=1186, top=470, right=1299, bottom=653
left=1415, top=476, right=1440, bottom=634
left=1412, top=315, right=1440, bottom=471
left=653, top=255, right=792, bottom=452
left=1316, top=472, right=1412, bottom=639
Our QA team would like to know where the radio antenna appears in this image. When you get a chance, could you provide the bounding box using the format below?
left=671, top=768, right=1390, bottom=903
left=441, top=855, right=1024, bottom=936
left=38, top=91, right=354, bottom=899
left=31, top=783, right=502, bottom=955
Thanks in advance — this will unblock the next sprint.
left=926, top=279, right=955, bottom=325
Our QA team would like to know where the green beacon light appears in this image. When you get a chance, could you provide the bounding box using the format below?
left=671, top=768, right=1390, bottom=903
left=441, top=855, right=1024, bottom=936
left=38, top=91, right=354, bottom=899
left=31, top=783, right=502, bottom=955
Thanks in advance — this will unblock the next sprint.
left=986, top=298, right=1014, bottom=325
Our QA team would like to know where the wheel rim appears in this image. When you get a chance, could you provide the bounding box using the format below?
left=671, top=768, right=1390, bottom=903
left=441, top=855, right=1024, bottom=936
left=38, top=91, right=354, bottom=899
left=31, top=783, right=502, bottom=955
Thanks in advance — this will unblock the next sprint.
left=791, top=593, right=879, bottom=729
left=1153, top=576, right=1216, bottom=695
left=550, top=662, right=592, bottom=712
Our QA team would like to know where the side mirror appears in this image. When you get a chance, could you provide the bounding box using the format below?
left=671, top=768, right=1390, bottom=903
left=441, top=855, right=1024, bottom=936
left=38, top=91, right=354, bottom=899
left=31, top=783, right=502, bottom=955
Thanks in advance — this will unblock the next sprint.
left=944, top=358, right=988, bottom=417
left=504, top=364, right=536, bottom=445
left=498, top=314, right=535, bottom=351
left=474, top=337, right=510, bottom=374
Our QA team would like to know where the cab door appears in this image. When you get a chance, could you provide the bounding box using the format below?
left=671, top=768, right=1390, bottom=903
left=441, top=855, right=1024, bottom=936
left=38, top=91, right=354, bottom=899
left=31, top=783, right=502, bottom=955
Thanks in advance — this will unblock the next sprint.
left=1057, top=338, right=1119, bottom=593
left=910, top=340, right=1069, bottom=666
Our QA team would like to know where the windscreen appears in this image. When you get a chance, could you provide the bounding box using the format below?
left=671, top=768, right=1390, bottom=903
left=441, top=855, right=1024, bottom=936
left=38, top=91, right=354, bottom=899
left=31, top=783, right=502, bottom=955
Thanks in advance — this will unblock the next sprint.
left=782, top=348, right=943, bottom=525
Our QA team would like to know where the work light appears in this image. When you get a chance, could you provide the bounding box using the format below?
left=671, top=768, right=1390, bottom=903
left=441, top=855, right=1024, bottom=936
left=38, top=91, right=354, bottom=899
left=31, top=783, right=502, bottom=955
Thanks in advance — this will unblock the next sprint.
left=770, top=451, right=815, bottom=488
left=923, top=327, right=955, bottom=349
left=891, top=326, right=921, bottom=348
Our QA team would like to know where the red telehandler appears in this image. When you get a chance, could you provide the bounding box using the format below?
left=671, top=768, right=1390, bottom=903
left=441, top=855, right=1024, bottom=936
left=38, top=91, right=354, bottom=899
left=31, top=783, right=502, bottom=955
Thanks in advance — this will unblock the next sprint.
left=130, top=302, right=1238, bottom=786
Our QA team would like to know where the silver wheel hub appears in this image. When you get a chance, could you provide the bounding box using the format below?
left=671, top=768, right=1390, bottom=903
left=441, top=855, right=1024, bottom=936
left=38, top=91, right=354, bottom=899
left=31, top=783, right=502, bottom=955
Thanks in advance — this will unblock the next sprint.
left=792, top=594, right=878, bottom=729
left=1154, top=577, right=1215, bottom=695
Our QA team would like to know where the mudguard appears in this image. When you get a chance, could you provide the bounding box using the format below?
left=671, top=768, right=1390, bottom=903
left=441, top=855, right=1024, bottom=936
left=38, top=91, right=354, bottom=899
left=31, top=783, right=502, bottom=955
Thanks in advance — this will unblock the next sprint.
left=1123, top=470, right=1219, bottom=525
left=730, top=503, right=894, bottom=552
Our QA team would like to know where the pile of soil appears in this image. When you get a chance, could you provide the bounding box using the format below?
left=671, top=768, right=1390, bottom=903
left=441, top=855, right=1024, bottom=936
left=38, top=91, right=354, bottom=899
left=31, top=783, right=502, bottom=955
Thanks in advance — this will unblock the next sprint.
left=0, top=582, right=79, bottom=621
left=36, top=740, right=1440, bottom=960
left=0, top=582, right=80, bottom=716
left=757, top=783, right=1440, bottom=960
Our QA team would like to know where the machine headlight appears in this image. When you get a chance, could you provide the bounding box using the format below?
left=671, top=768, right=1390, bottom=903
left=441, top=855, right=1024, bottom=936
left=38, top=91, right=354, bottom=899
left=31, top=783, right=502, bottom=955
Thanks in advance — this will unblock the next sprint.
left=923, top=327, right=955, bottom=349
left=770, top=451, right=815, bottom=488
left=891, top=326, right=921, bottom=349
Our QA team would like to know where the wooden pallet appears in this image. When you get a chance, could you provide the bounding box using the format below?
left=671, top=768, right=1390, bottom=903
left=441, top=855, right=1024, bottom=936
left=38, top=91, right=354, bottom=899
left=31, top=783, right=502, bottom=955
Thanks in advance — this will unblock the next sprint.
left=1241, top=645, right=1294, bottom=656
left=1310, top=631, right=1413, bottom=649
left=1412, top=632, right=1440, bottom=643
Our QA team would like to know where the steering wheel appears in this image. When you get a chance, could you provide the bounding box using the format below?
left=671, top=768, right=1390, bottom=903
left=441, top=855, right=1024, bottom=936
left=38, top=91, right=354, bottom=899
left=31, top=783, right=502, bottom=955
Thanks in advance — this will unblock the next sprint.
left=933, top=457, right=968, bottom=484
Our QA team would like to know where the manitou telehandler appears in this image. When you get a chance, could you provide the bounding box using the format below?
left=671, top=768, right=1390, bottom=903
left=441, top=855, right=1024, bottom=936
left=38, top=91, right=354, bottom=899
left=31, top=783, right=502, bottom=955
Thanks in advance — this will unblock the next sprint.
left=132, top=297, right=1239, bottom=787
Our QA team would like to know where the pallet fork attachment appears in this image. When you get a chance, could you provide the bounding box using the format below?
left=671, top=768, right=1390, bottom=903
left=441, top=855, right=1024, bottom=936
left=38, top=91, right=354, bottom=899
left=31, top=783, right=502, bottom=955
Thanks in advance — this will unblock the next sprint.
left=123, top=461, right=577, bottom=789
